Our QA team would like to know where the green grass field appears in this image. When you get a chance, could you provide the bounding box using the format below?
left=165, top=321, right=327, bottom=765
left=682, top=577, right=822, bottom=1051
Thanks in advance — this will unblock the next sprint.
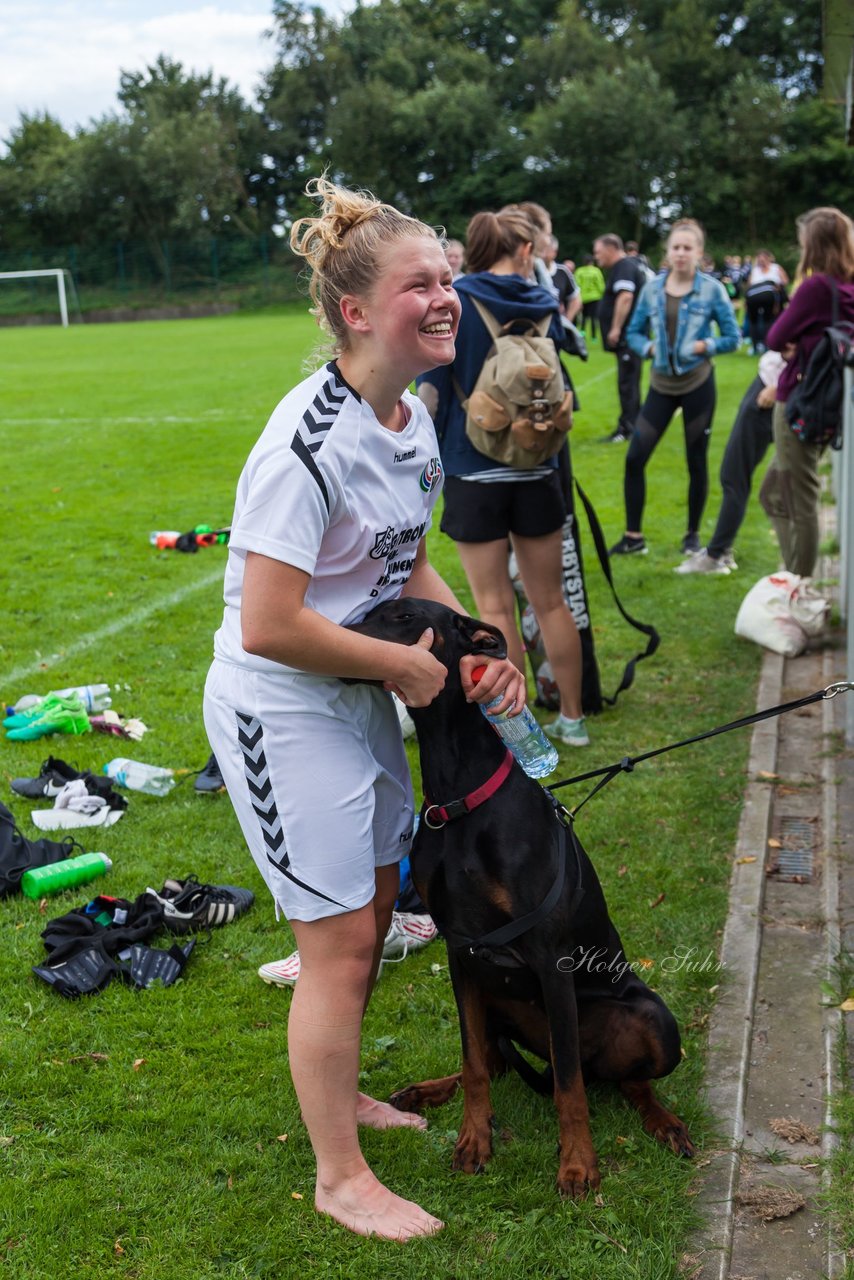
left=0, top=309, right=780, bottom=1278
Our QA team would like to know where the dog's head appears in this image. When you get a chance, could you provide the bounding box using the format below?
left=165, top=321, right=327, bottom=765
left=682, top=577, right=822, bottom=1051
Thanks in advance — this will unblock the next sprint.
left=349, top=597, right=507, bottom=675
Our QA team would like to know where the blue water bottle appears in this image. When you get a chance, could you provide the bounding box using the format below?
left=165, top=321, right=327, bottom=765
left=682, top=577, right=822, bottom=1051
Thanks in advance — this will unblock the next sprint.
left=471, top=666, right=558, bottom=779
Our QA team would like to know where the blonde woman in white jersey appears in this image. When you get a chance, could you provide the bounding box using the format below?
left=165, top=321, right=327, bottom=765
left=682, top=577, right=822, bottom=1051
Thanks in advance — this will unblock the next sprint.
left=203, top=178, right=524, bottom=1242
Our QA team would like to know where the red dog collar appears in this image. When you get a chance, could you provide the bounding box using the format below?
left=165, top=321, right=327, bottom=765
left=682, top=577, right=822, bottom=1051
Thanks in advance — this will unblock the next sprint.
left=423, top=748, right=515, bottom=828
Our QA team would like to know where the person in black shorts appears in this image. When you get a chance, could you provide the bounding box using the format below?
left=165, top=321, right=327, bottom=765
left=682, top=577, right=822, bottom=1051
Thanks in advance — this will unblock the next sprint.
left=593, top=233, right=647, bottom=443
left=417, top=206, right=589, bottom=749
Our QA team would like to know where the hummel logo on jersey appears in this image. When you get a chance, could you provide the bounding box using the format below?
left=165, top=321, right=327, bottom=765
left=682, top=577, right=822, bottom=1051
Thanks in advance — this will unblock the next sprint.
left=369, top=521, right=427, bottom=560
left=419, top=457, right=442, bottom=493
left=393, top=447, right=416, bottom=463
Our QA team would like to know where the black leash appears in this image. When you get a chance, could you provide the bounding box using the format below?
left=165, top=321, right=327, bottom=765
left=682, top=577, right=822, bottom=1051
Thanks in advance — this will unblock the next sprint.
left=573, top=478, right=660, bottom=706
left=547, top=680, right=854, bottom=816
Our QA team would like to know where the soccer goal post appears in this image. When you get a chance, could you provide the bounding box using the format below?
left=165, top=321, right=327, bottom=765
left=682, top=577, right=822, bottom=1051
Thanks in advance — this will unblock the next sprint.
left=0, top=268, right=72, bottom=326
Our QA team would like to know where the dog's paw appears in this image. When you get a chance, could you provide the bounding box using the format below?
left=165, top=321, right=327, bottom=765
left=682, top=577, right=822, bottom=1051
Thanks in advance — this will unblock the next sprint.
left=389, top=1085, right=426, bottom=1115
left=389, top=1073, right=461, bottom=1114
left=556, top=1160, right=601, bottom=1199
left=452, top=1125, right=493, bottom=1174
left=659, top=1120, right=695, bottom=1159
left=640, top=1106, right=695, bottom=1158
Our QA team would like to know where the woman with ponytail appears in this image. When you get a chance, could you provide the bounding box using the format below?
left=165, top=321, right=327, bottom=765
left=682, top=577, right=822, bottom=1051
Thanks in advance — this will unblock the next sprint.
left=418, top=206, right=589, bottom=749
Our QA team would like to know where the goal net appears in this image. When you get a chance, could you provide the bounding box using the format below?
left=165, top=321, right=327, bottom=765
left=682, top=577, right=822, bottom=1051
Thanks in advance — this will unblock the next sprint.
left=0, top=268, right=79, bottom=326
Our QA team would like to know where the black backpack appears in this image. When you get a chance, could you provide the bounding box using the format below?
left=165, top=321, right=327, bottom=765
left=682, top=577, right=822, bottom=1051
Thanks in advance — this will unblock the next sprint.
left=785, top=278, right=854, bottom=451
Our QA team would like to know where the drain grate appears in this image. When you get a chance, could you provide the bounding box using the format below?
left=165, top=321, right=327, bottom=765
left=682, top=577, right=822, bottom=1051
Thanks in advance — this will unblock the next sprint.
left=768, top=816, right=816, bottom=882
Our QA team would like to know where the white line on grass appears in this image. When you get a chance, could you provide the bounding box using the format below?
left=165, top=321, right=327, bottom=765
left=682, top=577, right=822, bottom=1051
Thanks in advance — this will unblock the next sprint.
left=2, top=412, right=231, bottom=427
left=5, top=369, right=611, bottom=686
left=0, top=566, right=225, bottom=688
left=574, top=367, right=613, bottom=392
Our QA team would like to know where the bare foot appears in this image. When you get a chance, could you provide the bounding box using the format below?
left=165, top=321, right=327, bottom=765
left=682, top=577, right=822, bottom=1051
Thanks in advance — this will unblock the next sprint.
left=315, top=1167, right=444, bottom=1240
left=357, top=1092, right=427, bottom=1131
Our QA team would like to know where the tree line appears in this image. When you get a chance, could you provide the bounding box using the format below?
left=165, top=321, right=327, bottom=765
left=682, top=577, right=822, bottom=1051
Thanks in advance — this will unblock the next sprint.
left=2, top=0, right=851, bottom=277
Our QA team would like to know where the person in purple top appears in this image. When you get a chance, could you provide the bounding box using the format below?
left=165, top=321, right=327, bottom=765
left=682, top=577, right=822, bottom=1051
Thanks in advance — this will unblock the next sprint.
left=759, top=207, right=854, bottom=578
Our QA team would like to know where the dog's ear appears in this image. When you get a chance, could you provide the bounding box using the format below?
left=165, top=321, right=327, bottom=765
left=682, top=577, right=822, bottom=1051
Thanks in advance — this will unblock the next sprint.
left=453, top=613, right=508, bottom=660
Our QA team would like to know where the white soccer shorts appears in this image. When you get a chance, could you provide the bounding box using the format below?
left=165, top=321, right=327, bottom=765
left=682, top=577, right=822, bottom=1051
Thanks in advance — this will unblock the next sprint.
left=203, top=659, right=415, bottom=922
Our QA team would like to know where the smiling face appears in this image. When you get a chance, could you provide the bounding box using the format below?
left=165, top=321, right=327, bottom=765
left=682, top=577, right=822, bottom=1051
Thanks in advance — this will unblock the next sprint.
left=354, top=235, right=461, bottom=381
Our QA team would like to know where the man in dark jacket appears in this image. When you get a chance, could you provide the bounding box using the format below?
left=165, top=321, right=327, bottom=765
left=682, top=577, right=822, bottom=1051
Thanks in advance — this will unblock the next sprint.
left=594, top=233, right=647, bottom=443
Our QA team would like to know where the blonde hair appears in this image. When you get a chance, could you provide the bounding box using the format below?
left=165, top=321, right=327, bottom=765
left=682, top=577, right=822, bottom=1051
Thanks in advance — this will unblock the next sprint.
left=289, top=176, right=439, bottom=353
left=667, top=218, right=705, bottom=250
left=796, top=207, right=854, bottom=282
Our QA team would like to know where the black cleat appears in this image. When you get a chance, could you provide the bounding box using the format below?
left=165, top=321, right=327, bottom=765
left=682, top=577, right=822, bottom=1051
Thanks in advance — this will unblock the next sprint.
left=145, top=876, right=254, bottom=933
left=11, top=756, right=85, bottom=799
left=608, top=534, right=648, bottom=556
left=194, top=753, right=225, bottom=794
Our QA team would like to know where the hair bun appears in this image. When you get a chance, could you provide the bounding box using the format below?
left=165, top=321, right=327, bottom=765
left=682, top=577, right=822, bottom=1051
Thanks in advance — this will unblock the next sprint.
left=287, top=173, right=438, bottom=356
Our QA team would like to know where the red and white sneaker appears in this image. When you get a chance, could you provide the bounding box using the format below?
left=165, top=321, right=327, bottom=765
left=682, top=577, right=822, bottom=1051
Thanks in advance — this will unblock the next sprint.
left=258, top=951, right=301, bottom=987
left=258, top=914, right=438, bottom=987
left=382, top=911, right=438, bottom=961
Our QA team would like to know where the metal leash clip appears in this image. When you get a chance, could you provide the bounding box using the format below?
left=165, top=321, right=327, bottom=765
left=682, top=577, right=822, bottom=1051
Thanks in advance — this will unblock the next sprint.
left=822, top=681, right=854, bottom=699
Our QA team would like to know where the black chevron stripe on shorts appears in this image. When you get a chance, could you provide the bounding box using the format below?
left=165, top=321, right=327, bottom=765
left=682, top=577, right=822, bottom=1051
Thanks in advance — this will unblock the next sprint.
left=234, top=711, right=346, bottom=909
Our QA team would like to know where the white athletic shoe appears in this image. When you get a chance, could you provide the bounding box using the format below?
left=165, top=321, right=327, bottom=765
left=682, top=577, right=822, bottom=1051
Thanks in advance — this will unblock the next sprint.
left=258, top=951, right=302, bottom=987
left=258, top=912, right=438, bottom=987
left=673, top=549, right=730, bottom=575
left=382, top=911, right=438, bottom=961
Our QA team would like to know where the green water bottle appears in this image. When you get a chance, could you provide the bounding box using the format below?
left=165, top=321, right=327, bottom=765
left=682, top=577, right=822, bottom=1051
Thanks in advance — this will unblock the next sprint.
left=21, top=852, right=112, bottom=899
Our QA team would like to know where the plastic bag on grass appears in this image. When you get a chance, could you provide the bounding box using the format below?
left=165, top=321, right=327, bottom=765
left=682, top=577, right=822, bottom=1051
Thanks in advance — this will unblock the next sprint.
left=734, top=572, right=828, bottom=657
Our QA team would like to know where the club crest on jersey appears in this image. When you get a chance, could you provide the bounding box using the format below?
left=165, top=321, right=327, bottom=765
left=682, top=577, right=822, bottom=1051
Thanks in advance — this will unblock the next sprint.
left=419, top=457, right=442, bottom=493
left=370, top=521, right=427, bottom=560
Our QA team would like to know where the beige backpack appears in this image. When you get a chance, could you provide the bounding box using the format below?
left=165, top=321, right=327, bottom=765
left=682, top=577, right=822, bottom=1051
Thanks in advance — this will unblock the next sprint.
left=457, top=297, right=573, bottom=468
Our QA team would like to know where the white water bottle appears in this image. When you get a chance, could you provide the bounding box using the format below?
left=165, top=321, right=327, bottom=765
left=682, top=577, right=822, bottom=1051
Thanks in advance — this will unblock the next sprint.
left=104, top=758, right=175, bottom=796
left=11, top=684, right=112, bottom=715
left=54, top=683, right=112, bottom=713
left=10, top=693, right=42, bottom=714
left=471, top=666, right=558, bottom=780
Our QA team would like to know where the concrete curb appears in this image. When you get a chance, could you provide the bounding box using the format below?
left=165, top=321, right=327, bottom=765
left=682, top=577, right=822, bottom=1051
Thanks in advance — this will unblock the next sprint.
left=822, top=644, right=846, bottom=1280
left=695, top=527, right=846, bottom=1278
left=694, top=648, right=784, bottom=1280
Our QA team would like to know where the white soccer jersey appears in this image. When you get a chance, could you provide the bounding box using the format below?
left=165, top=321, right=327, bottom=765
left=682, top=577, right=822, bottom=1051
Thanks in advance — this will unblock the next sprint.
left=214, top=361, right=444, bottom=675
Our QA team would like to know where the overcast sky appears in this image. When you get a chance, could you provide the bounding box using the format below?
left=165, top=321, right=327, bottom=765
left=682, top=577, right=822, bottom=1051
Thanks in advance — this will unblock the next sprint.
left=0, top=1, right=344, bottom=147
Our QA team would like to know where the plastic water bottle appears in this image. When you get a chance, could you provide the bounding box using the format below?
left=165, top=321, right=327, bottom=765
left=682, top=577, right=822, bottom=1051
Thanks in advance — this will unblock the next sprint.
left=21, top=852, right=112, bottom=899
left=9, top=693, right=42, bottom=714
left=54, top=684, right=112, bottom=713
left=10, top=684, right=112, bottom=715
left=471, top=666, right=558, bottom=779
left=150, top=530, right=181, bottom=549
left=104, top=758, right=175, bottom=796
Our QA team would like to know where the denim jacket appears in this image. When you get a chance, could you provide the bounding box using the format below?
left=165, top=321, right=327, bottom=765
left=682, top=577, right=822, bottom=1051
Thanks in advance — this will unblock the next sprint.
left=626, top=270, right=741, bottom=374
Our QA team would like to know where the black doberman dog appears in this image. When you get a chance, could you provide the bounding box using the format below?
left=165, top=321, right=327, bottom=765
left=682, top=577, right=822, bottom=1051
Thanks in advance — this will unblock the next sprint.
left=350, top=597, right=694, bottom=1198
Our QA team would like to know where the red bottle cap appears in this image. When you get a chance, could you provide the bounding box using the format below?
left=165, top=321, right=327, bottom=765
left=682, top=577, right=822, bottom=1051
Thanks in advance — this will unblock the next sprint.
left=471, top=665, right=487, bottom=684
